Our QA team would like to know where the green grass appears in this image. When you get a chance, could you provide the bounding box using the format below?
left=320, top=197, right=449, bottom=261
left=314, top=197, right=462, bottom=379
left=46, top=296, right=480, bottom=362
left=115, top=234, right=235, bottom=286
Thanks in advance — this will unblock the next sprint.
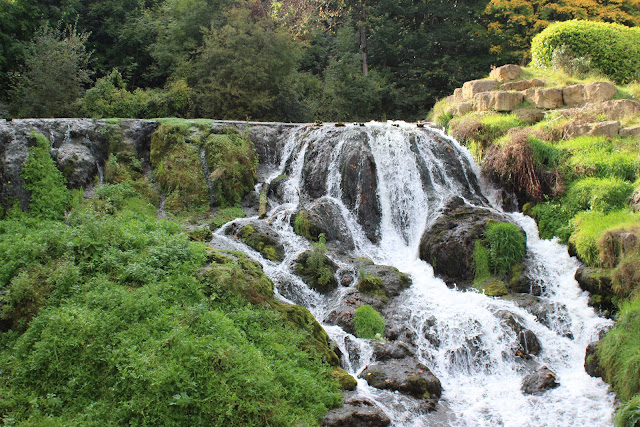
left=570, top=209, right=640, bottom=267
left=353, top=305, right=385, bottom=340
left=211, top=207, right=246, bottom=229
left=598, top=298, right=640, bottom=402
left=529, top=201, right=578, bottom=242
left=559, top=136, right=640, bottom=182
left=564, top=177, right=634, bottom=213
left=485, top=222, right=526, bottom=275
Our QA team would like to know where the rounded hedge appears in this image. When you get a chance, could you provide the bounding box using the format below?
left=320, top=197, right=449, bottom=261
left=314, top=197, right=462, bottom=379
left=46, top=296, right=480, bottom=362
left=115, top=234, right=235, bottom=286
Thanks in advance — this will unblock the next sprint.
left=531, top=20, right=640, bottom=84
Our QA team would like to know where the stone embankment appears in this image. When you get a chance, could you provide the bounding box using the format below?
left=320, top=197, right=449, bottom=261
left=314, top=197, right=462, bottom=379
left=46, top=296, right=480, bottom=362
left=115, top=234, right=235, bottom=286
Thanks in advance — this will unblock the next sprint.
left=445, top=64, right=640, bottom=139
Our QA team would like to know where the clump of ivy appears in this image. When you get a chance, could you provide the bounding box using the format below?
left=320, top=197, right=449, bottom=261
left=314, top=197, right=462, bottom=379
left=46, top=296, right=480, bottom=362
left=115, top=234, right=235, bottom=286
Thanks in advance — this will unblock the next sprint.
left=20, top=132, right=71, bottom=220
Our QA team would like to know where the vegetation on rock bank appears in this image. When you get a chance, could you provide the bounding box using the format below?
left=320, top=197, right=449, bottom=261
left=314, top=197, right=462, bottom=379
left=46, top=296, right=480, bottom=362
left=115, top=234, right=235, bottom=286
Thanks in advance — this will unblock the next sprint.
left=0, top=130, right=344, bottom=425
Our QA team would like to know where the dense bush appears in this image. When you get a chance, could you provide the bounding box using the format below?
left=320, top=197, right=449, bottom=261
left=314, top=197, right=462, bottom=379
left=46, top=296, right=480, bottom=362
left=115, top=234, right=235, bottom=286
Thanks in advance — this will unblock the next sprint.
left=353, top=305, right=385, bottom=339
left=531, top=20, right=640, bottom=84
left=485, top=222, right=526, bottom=275
left=20, top=133, right=71, bottom=220
left=0, top=193, right=342, bottom=425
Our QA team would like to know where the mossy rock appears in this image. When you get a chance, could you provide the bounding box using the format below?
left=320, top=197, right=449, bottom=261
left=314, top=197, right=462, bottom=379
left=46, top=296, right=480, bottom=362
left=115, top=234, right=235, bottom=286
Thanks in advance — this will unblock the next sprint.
left=294, top=250, right=338, bottom=294
left=277, top=303, right=340, bottom=366
left=508, top=263, right=529, bottom=293
left=357, top=275, right=387, bottom=302
left=332, top=367, right=357, bottom=391
left=482, top=279, right=509, bottom=297
left=188, top=225, right=211, bottom=241
left=237, top=224, right=285, bottom=262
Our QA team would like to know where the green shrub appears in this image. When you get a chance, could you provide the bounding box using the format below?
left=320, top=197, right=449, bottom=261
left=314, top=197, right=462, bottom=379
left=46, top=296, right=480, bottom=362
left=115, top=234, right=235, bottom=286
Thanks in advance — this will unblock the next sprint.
left=565, top=177, right=634, bottom=213
left=20, top=133, right=71, bottom=220
left=531, top=20, right=640, bottom=84
left=598, top=298, right=640, bottom=402
left=570, top=209, right=640, bottom=266
left=353, top=305, right=385, bottom=339
left=485, top=222, right=526, bottom=275
left=616, top=394, right=640, bottom=427
left=472, top=241, right=491, bottom=287
left=529, top=201, right=578, bottom=242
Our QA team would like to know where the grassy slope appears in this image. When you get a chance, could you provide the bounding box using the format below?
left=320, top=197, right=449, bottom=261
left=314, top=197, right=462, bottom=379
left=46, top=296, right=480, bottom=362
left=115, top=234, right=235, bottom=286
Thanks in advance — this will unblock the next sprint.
left=430, top=66, right=640, bottom=425
left=0, top=124, right=345, bottom=426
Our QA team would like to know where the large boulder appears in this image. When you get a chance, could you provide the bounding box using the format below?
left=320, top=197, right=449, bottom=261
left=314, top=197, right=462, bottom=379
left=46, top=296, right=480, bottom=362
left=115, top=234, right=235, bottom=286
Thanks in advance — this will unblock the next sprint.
left=524, top=88, right=564, bottom=109
left=494, top=91, right=524, bottom=111
left=620, top=125, right=640, bottom=138
left=360, top=357, right=442, bottom=401
left=500, top=79, right=545, bottom=91
left=294, top=250, right=338, bottom=294
left=356, top=258, right=412, bottom=300
left=463, top=79, right=499, bottom=100
left=474, top=92, right=495, bottom=111
left=575, top=267, right=615, bottom=313
left=294, top=198, right=355, bottom=250
left=323, top=398, right=391, bottom=427
left=490, top=65, right=521, bottom=82
left=585, top=82, right=617, bottom=103
left=563, top=84, right=586, bottom=107
left=225, top=221, right=285, bottom=262
left=521, top=366, right=559, bottom=395
left=600, top=99, right=640, bottom=120
left=418, top=197, right=506, bottom=287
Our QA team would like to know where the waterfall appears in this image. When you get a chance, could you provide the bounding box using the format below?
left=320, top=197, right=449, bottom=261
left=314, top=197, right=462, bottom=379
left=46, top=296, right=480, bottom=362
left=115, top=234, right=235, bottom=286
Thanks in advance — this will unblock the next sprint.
left=213, top=122, right=615, bottom=426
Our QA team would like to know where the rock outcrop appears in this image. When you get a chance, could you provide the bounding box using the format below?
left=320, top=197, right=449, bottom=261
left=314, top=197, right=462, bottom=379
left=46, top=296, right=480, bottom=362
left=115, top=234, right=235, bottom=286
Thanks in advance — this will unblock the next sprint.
left=360, top=357, right=442, bottom=402
left=323, top=397, right=391, bottom=427
left=521, top=366, right=559, bottom=395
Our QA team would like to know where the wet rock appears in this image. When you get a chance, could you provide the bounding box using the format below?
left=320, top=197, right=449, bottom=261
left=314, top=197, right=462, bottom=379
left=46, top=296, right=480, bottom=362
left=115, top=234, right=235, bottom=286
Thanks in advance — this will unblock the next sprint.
left=418, top=196, right=507, bottom=288
left=521, top=366, right=559, bottom=395
left=355, top=258, right=412, bottom=300
left=584, top=342, right=602, bottom=378
left=514, top=297, right=573, bottom=339
left=490, top=64, right=521, bottom=82
left=462, top=79, right=499, bottom=99
left=294, top=250, right=338, bottom=294
left=339, top=136, right=381, bottom=243
left=575, top=267, right=615, bottom=313
left=294, top=198, right=355, bottom=250
left=225, top=221, right=285, bottom=262
left=360, top=357, right=442, bottom=401
left=267, top=174, right=288, bottom=204
left=495, top=310, right=541, bottom=356
left=371, top=341, right=415, bottom=361
left=323, top=398, right=390, bottom=427
left=325, top=288, right=387, bottom=334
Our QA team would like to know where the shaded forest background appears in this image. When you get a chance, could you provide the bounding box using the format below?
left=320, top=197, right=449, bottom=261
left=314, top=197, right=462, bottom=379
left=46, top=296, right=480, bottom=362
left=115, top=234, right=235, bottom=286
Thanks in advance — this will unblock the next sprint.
left=1, top=0, right=639, bottom=122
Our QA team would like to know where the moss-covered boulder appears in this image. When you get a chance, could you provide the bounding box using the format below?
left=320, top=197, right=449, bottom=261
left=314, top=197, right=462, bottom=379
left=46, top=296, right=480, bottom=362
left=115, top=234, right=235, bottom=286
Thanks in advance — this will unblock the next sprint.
left=225, top=221, right=285, bottom=262
left=294, top=250, right=338, bottom=294
left=419, top=197, right=507, bottom=288
left=293, top=198, right=355, bottom=250
left=575, top=267, right=615, bottom=314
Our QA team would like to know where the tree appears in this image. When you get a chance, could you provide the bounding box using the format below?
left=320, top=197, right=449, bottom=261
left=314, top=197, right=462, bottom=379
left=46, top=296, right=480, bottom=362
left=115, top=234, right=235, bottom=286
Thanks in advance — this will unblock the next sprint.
left=10, top=24, right=92, bottom=118
left=484, top=0, right=640, bottom=62
left=188, top=6, right=301, bottom=120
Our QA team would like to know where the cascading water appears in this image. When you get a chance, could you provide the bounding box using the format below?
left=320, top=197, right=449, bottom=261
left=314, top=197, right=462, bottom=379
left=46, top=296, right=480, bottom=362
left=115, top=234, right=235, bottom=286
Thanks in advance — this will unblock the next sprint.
left=213, top=122, right=615, bottom=426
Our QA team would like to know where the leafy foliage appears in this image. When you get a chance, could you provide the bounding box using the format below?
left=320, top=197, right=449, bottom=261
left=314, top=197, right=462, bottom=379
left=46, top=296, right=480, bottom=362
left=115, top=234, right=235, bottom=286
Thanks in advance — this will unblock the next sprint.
left=485, top=222, right=526, bottom=275
left=531, top=20, right=640, bottom=84
left=0, top=186, right=341, bottom=425
left=353, top=305, right=385, bottom=340
left=20, top=133, right=71, bottom=220
left=10, top=24, right=91, bottom=118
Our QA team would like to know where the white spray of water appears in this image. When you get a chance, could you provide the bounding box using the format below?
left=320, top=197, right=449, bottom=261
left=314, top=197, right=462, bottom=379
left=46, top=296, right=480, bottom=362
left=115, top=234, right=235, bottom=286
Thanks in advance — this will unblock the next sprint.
left=214, top=122, right=615, bottom=426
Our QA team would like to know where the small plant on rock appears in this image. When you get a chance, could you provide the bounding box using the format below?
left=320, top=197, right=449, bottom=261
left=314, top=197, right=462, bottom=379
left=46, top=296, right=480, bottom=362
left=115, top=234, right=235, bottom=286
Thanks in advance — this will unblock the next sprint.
left=353, top=305, right=385, bottom=340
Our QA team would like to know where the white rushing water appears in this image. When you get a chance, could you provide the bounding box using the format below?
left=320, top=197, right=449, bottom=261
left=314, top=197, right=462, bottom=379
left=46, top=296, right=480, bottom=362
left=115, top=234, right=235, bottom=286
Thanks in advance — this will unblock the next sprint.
left=214, top=122, right=615, bottom=426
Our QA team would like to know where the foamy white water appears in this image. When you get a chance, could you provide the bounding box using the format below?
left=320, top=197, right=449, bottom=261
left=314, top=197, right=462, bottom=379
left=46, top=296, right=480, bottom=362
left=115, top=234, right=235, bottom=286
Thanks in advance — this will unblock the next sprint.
left=214, top=122, right=615, bottom=426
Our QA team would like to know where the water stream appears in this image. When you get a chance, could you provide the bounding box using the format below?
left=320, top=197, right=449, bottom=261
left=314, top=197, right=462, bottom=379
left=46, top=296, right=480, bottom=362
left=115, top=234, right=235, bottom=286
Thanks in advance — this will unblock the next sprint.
left=213, top=122, right=615, bottom=426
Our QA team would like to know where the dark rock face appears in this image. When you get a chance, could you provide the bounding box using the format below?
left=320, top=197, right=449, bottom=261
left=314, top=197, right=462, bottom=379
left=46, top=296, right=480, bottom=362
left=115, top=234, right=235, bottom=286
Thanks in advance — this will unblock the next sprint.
left=419, top=196, right=506, bottom=287
left=324, top=288, right=384, bottom=334
left=295, top=198, right=355, bottom=250
left=338, top=136, right=380, bottom=243
left=371, top=341, right=415, bottom=361
left=521, top=366, right=559, bottom=395
left=360, top=357, right=442, bottom=401
left=495, top=310, right=542, bottom=357
left=323, top=398, right=391, bottom=427
left=575, top=267, right=615, bottom=313
left=357, top=259, right=412, bottom=299
left=585, top=342, right=602, bottom=378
